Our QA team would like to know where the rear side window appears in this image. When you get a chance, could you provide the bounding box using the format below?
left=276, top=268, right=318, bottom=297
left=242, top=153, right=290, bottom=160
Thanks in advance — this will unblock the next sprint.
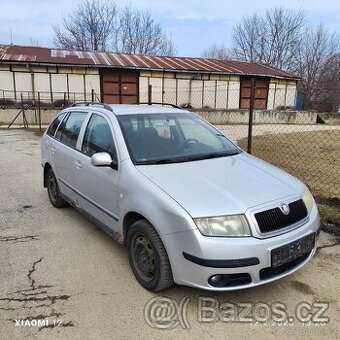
left=82, top=114, right=117, bottom=160
left=55, top=111, right=87, bottom=149
left=47, top=113, right=66, bottom=137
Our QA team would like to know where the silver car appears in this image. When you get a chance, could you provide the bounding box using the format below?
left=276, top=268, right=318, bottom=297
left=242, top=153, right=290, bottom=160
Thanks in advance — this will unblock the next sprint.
left=41, top=103, right=320, bottom=291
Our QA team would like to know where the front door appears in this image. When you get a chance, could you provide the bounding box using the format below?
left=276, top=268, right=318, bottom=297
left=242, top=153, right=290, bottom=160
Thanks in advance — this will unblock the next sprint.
left=74, top=113, right=120, bottom=232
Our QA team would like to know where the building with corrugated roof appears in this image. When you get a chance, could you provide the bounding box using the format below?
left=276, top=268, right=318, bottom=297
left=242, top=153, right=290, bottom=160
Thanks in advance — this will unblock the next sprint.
left=0, top=45, right=299, bottom=110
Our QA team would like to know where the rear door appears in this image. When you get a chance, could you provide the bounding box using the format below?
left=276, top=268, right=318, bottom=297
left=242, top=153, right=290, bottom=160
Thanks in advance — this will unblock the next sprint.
left=74, top=113, right=120, bottom=232
left=51, top=111, right=88, bottom=201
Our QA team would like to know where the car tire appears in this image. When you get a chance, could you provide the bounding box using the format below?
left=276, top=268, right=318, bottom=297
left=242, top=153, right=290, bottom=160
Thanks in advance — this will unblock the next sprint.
left=127, top=220, right=174, bottom=291
left=47, top=168, right=68, bottom=208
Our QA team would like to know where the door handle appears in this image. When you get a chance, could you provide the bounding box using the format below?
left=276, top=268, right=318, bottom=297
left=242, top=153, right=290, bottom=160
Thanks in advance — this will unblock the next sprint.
left=75, top=160, right=82, bottom=169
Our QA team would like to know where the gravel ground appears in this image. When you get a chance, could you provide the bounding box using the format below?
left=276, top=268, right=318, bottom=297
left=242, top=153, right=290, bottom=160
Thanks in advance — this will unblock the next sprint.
left=0, top=129, right=339, bottom=340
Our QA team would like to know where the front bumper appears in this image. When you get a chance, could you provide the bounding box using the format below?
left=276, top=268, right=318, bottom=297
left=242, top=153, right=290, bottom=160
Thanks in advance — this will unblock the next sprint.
left=163, top=205, right=320, bottom=291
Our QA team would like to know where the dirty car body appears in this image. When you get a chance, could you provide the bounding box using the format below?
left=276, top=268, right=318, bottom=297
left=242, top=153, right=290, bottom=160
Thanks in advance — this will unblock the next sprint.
left=41, top=104, right=320, bottom=291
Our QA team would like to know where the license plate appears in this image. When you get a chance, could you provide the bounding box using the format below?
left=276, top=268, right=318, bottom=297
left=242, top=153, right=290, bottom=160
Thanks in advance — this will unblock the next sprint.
left=271, top=233, right=315, bottom=268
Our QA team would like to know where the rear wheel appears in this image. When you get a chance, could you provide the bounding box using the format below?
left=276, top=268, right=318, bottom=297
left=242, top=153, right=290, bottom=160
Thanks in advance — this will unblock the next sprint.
left=127, top=220, right=174, bottom=291
left=47, top=168, right=68, bottom=208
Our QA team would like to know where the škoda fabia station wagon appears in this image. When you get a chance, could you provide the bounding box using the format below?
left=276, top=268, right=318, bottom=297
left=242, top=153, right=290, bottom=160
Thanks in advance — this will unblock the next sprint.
left=41, top=103, right=320, bottom=291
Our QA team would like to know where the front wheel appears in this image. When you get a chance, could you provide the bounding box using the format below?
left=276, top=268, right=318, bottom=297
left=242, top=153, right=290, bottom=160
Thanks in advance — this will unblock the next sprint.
left=46, top=168, right=68, bottom=208
left=127, top=220, right=174, bottom=291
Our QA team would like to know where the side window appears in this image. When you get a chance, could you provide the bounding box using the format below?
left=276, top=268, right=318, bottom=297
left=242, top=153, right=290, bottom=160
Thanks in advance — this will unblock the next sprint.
left=47, top=112, right=65, bottom=137
left=82, top=114, right=117, bottom=160
left=55, top=112, right=87, bottom=149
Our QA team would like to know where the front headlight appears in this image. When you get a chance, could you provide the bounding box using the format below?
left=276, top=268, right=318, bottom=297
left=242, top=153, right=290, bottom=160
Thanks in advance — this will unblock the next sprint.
left=302, top=188, right=314, bottom=214
left=194, top=215, right=251, bottom=237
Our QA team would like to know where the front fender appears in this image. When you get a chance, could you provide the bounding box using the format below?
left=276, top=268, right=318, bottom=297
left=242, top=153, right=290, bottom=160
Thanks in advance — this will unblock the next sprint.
left=118, top=161, right=196, bottom=237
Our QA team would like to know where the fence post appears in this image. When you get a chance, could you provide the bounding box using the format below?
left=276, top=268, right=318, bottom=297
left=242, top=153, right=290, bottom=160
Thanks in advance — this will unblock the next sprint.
left=247, top=77, right=256, bottom=154
left=62, top=92, right=66, bottom=108
left=50, top=87, right=53, bottom=107
left=38, top=92, right=42, bottom=132
left=20, top=93, right=28, bottom=129
left=148, top=84, right=152, bottom=105
left=21, top=93, right=24, bottom=126
left=91, top=89, right=94, bottom=103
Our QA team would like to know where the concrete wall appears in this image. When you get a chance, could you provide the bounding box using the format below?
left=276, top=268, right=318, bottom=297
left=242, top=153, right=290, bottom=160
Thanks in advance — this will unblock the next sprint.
left=0, top=108, right=59, bottom=126
left=1, top=63, right=298, bottom=110
left=0, top=64, right=100, bottom=104
left=194, top=109, right=318, bottom=125
left=0, top=108, right=317, bottom=126
left=267, top=79, right=297, bottom=109
left=139, top=71, right=241, bottom=109
left=139, top=71, right=297, bottom=110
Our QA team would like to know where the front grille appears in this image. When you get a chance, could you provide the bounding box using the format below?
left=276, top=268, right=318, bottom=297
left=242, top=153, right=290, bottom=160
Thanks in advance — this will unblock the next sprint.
left=255, top=199, right=308, bottom=234
left=259, top=251, right=311, bottom=280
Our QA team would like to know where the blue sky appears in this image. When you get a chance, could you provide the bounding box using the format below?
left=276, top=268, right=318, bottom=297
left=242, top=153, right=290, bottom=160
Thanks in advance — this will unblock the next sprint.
left=0, top=0, right=339, bottom=56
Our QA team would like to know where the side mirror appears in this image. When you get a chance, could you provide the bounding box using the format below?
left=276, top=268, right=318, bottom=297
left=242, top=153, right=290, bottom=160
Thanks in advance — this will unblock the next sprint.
left=91, top=152, right=117, bottom=170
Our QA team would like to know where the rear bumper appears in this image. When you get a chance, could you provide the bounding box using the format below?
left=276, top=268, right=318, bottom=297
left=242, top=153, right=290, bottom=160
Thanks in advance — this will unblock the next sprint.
left=163, top=205, right=320, bottom=291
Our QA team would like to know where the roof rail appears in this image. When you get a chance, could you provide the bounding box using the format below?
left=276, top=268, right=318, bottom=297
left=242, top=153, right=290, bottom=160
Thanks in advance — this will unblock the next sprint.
left=71, top=102, right=113, bottom=112
left=138, top=102, right=182, bottom=109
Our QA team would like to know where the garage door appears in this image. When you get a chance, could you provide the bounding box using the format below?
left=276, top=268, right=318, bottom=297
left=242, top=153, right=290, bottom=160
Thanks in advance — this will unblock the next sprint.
left=240, top=78, right=269, bottom=109
left=100, top=69, right=139, bottom=104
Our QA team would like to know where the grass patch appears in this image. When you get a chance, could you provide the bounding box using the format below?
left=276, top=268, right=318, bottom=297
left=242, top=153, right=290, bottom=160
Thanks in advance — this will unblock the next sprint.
left=316, top=198, right=340, bottom=236
left=238, top=130, right=340, bottom=198
left=318, top=204, right=340, bottom=223
left=238, top=129, right=340, bottom=235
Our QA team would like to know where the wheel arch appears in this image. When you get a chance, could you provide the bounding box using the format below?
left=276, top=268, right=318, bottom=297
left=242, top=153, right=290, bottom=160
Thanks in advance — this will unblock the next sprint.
left=122, top=211, right=152, bottom=246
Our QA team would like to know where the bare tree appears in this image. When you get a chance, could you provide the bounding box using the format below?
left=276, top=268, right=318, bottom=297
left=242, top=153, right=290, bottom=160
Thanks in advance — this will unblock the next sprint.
left=212, top=6, right=339, bottom=111
left=113, top=6, right=176, bottom=56
left=201, top=44, right=231, bottom=59
left=317, top=53, right=340, bottom=111
left=232, top=7, right=306, bottom=70
left=295, top=26, right=340, bottom=109
left=53, top=1, right=176, bottom=55
left=53, top=0, right=117, bottom=51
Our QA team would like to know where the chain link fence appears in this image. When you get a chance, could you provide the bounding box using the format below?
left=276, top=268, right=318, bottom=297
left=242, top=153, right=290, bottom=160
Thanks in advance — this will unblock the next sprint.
left=0, top=89, right=99, bottom=109
left=142, top=81, right=340, bottom=200
left=1, top=82, right=339, bottom=199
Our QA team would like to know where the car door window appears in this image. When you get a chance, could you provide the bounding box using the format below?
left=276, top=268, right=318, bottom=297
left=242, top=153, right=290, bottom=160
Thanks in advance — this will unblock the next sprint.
left=55, top=111, right=87, bottom=149
left=47, top=112, right=66, bottom=137
left=82, top=114, right=117, bottom=160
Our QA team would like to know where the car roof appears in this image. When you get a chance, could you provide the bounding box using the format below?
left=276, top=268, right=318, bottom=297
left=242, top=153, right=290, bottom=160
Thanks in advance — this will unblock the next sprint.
left=109, top=104, right=189, bottom=115
left=63, top=103, right=190, bottom=117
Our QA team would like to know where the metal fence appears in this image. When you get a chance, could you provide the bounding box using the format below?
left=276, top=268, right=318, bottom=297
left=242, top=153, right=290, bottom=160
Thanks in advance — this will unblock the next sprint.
left=0, top=89, right=99, bottom=109
left=143, top=81, right=340, bottom=199
left=1, top=82, right=339, bottom=199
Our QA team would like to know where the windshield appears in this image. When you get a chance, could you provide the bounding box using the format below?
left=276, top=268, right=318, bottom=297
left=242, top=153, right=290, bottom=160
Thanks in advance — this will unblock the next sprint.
left=118, top=113, right=241, bottom=165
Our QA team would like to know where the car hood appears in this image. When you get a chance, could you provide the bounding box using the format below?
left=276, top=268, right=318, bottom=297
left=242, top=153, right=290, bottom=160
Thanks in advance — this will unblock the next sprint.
left=136, top=152, right=304, bottom=218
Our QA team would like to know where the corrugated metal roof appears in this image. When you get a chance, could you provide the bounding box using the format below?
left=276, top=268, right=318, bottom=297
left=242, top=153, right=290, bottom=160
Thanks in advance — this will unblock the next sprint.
left=0, top=44, right=299, bottom=79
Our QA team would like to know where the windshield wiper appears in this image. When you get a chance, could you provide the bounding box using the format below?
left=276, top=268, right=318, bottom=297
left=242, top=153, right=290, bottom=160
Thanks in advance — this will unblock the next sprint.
left=202, top=151, right=240, bottom=159
left=136, top=151, right=240, bottom=165
left=140, top=156, right=200, bottom=165
left=136, top=158, right=180, bottom=165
